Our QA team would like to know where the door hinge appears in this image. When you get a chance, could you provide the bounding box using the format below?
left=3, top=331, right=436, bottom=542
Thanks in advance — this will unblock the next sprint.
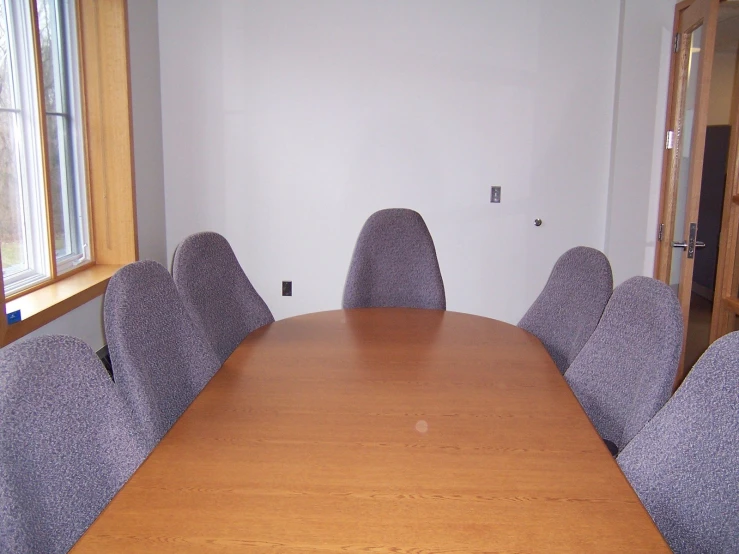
left=674, top=33, right=680, bottom=53
left=658, top=223, right=664, bottom=242
left=666, top=130, right=675, bottom=150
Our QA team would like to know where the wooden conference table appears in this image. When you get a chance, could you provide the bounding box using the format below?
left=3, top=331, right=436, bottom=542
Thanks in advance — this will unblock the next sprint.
left=72, top=309, right=669, bottom=552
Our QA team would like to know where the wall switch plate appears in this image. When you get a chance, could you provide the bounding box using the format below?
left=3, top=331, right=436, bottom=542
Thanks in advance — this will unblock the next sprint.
left=282, top=281, right=292, bottom=296
left=6, top=310, right=21, bottom=325
left=490, top=186, right=501, bottom=203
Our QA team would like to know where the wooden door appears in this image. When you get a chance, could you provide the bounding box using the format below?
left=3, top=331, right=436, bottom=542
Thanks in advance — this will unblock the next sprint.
left=711, top=4, right=739, bottom=343
left=654, top=0, right=721, bottom=384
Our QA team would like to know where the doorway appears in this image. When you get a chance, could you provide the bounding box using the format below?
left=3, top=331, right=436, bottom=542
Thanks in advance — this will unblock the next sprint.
left=686, top=4, right=739, bottom=369
left=685, top=125, right=731, bottom=369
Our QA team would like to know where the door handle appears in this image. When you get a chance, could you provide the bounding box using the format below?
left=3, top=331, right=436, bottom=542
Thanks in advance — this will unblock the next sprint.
left=674, top=224, right=703, bottom=258
left=673, top=241, right=706, bottom=250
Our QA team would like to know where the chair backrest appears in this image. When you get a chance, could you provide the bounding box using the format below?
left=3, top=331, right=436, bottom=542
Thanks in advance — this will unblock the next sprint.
left=172, top=231, right=274, bottom=363
left=104, top=260, right=221, bottom=449
left=518, top=246, right=613, bottom=373
left=617, top=331, right=739, bottom=553
left=0, top=335, right=147, bottom=553
left=342, top=208, right=446, bottom=310
left=564, top=276, right=682, bottom=452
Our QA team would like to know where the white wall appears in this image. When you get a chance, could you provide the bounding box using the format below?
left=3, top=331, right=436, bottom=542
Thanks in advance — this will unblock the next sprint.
left=129, top=0, right=168, bottom=267
left=3, top=0, right=167, bottom=352
left=605, top=0, right=675, bottom=285
left=160, top=0, right=622, bottom=323
left=19, top=297, right=107, bottom=349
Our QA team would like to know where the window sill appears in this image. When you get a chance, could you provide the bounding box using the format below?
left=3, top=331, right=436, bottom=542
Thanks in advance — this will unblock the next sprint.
left=2, top=264, right=122, bottom=347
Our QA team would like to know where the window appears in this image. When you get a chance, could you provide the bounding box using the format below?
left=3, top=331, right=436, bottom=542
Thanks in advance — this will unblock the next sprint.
left=1, top=0, right=91, bottom=298
left=1, top=0, right=137, bottom=347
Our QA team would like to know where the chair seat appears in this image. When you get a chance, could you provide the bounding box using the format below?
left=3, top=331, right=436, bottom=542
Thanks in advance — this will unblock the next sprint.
left=343, top=208, right=446, bottom=310
left=173, top=231, right=274, bottom=363
left=0, top=335, right=147, bottom=553
left=617, top=331, right=739, bottom=552
left=565, top=276, right=682, bottom=453
left=104, top=260, right=222, bottom=450
left=518, top=246, right=613, bottom=374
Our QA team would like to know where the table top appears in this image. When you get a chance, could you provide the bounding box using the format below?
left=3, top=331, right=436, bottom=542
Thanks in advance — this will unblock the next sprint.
left=71, top=309, right=668, bottom=552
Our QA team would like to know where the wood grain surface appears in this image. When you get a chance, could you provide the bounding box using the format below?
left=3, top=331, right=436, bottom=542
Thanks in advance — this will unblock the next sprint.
left=71, top=309, right=668, bottom=552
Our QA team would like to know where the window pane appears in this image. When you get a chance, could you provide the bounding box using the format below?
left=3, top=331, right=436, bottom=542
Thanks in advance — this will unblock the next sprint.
left=0, top=110, right=29, bottom=276
left=36, top=0, right=64, bottom=114
left=0, top=0, right=15, bottom=110
left=1, top=0, right=89, bottom=295
left=46, top=114, right=72, bottom=254
left=1, top=0, right=52, bottom=294
left=36, top=0, right=89, bottom=274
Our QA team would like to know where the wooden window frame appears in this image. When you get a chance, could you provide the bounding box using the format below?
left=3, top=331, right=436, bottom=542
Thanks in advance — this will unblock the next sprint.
left=1, top=0, right=136, bottom=347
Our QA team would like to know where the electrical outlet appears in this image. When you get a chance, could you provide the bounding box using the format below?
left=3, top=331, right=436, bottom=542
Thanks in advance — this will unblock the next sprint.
left=490, top=186, right=501, bottom=203
left=282, top=281, right=292, bottom=296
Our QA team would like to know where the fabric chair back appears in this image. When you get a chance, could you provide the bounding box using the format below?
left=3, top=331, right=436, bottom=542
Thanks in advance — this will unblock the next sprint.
left=172, top=231, right=274, bottom=363
left=518, top=246, right=613, bottom=373
left=343, top=208, right=446, bottom=310
left=104, top=260, right=221, bottom=449
left=564, top=276, right=682, bottom=452
left=0, top=335, right=146, bottom=553
left=617, top=331, right=739, bottom=553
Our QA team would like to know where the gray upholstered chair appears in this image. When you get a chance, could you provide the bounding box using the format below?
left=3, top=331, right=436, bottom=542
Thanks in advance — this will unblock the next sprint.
left=104, top=260, right=221, bottom=449
left=343, top=208, right=446, bottom=310
left=0, top=335, right=147, bottom=553
left=617, top=331, right=739, bottom=553
left=564, top=276, right=682, bottom=454
left=518, top=246, right=613, bottom=374
left=172, top=231, right=274, bottom=363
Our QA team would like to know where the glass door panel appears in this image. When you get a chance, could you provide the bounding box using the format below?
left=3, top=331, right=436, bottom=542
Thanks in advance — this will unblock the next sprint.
left=670, top=26, right=704, bottom=291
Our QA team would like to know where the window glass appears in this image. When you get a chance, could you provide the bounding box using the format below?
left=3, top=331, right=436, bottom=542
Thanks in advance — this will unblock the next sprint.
left=0, top=0, right=90, bottom=296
